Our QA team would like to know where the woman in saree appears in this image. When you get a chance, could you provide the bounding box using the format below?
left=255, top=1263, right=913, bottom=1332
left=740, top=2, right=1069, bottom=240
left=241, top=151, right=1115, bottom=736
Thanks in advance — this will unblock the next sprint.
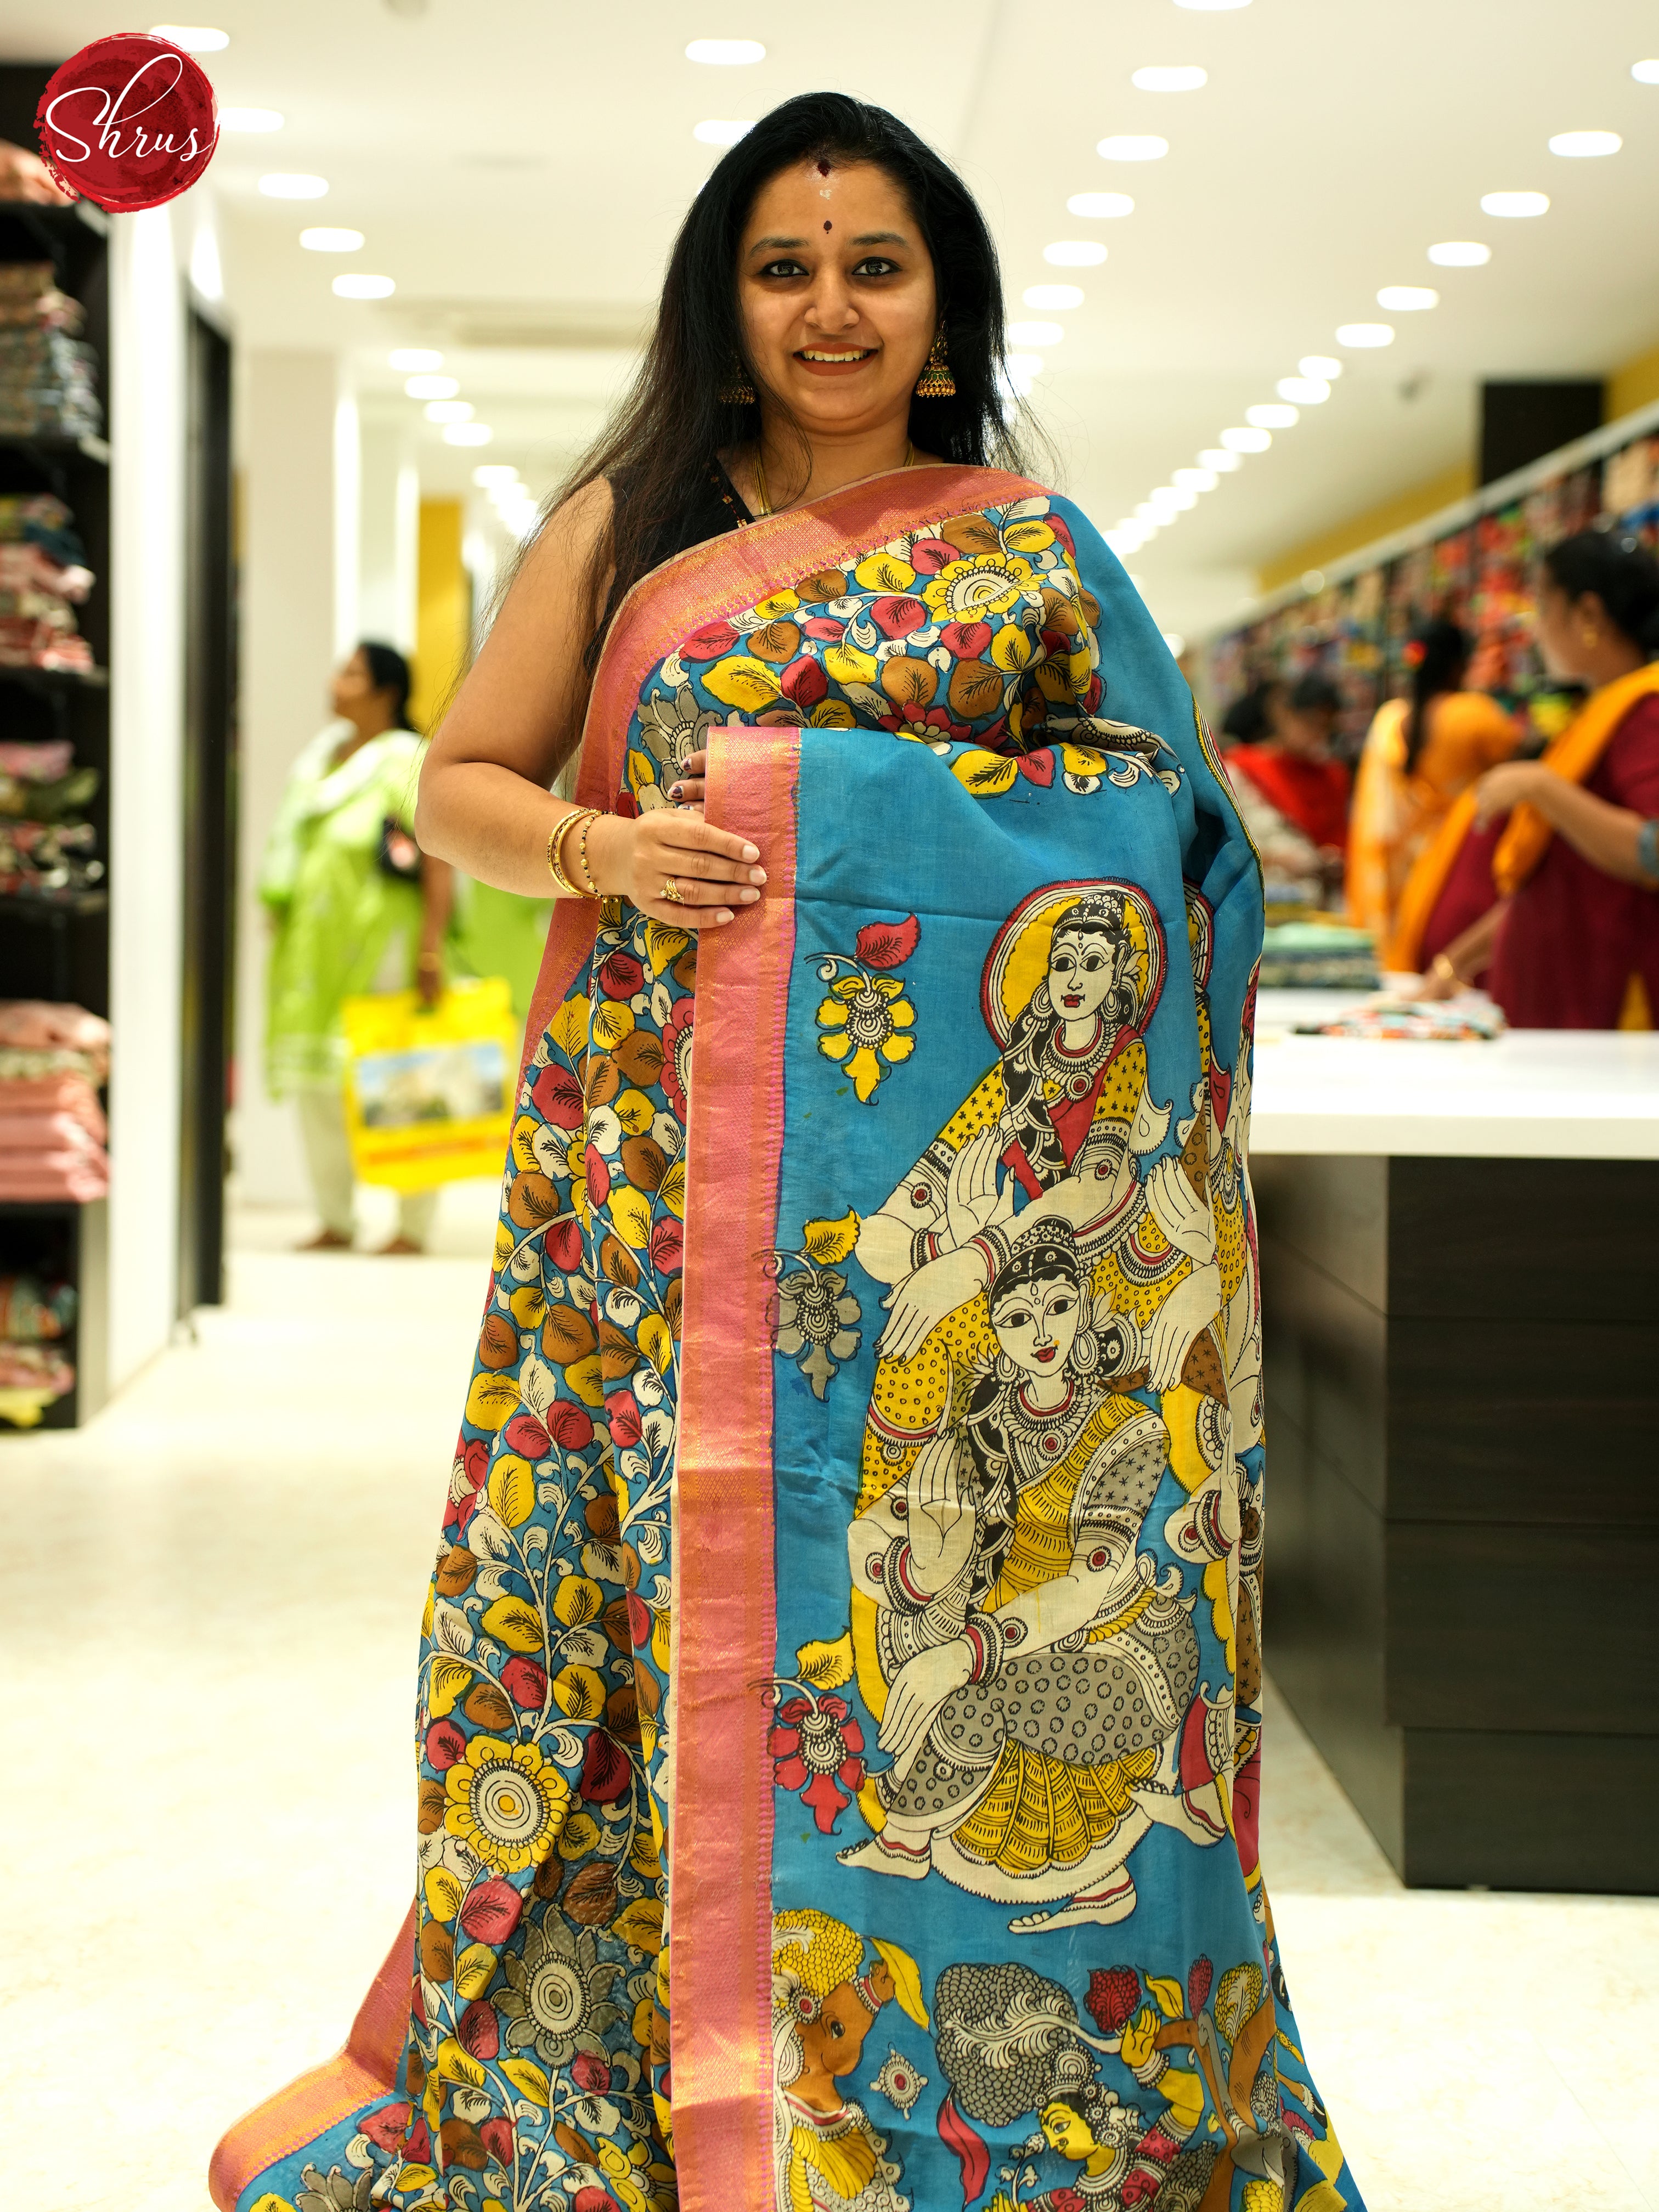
left=1342, top=618, right=1517, bottom=946
left=1222, top=675, right=1350, bottom=910
left=1399, top=532, right=1659, bottom=1024
left=211, top=94, right=1359, bottom=2212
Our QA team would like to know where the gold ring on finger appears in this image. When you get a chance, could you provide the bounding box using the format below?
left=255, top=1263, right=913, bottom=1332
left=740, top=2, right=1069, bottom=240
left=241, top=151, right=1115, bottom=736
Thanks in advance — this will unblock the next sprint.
left=661, top=875, right=684, bottom=904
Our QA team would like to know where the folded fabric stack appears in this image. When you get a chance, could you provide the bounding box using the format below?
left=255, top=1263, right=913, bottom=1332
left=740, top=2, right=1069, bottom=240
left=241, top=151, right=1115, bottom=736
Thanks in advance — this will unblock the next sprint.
left=0, top=1274, right=76, bottom=1425
left=1293, top=995, right=1507, bottom=1042
left=0, top=1000, right=110, bottom=1200
left=0, top=263, right=101, bottom=439
left=0, top=494, right=95, bottom=670
left=1257, top=920, right=1381, bottom=990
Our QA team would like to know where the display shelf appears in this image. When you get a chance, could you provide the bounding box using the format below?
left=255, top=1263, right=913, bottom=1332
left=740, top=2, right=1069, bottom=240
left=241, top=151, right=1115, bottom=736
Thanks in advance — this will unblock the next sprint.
left=0, top=1196, right=107, bottom=1429
left=0, top=664, right=109, bottom=693
left=0, top=157, right=112, bottom=1432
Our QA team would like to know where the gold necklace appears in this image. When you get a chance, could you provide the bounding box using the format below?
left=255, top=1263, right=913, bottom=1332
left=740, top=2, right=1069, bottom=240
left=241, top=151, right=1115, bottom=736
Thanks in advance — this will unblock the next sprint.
left=753, top=438, right=914, bottom=520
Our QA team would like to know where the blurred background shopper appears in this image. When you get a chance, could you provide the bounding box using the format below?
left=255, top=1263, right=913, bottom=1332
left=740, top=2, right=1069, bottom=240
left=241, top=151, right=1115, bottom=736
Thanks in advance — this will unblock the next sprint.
left=260, top=642, right=450, bottom=1252
left=1345, top=617, right=1519, bottom=945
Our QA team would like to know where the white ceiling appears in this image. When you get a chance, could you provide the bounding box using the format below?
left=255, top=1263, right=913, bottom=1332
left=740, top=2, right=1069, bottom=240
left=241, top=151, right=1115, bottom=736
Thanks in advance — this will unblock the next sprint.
left=10, top=0, right=1659, bottom=639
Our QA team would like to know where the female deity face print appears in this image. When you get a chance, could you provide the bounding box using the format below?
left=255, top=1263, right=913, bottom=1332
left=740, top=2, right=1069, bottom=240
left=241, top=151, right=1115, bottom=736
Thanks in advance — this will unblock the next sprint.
left=990, top=1260, right=1083, bottom=1386
left=1046, top=917, right=1128, bottom=1033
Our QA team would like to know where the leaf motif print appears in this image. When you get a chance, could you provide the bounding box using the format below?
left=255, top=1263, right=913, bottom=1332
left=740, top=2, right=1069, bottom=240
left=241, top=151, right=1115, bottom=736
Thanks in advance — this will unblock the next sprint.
left=465, top=1371, right=521, bottom=1429
left=795, top=1628, right=856, bottom=1690
left=801, top=1207, right=861, bottom=1263
left=854, top=913, right=920, bottom=969
left=951, top=750, right=1020, bottom=798
left=946, top=659, right=1005, bottom=721
left=701, top=653, right=781, bottom=710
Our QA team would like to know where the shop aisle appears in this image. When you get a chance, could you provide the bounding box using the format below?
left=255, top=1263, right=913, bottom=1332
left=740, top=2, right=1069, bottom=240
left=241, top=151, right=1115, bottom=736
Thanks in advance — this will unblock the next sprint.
left=0, top=1203, right=1654, bottom=2212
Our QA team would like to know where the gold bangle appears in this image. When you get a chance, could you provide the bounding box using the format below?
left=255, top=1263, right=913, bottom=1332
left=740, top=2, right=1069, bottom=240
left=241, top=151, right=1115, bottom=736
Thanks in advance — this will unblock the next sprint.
left=1430, top=952, right=1458, bottom=985
left=575, top=810, right=602, bottom=898
left=547, top=808, right=596, bottom=896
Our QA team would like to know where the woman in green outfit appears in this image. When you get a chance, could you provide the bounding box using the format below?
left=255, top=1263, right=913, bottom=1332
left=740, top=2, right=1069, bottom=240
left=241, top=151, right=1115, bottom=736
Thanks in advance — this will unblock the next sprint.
left=260, top=642, right=453, bottom=1254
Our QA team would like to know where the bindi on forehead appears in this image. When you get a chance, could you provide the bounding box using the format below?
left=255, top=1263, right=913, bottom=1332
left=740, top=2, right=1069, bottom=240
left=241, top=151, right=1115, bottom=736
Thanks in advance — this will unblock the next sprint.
left=817, top=157, right=832, bottom=175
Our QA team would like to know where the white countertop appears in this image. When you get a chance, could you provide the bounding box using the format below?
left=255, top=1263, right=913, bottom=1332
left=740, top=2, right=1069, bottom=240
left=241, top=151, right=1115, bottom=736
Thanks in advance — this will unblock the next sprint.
left=1250, top=990, right=1659, bottom=1158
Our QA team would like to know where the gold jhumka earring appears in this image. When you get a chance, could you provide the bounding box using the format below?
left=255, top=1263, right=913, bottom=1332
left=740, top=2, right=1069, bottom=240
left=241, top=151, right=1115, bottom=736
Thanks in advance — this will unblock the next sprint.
left=719, top=359, right=757, bottom=405
left=914, top=325, right=956, bottom=399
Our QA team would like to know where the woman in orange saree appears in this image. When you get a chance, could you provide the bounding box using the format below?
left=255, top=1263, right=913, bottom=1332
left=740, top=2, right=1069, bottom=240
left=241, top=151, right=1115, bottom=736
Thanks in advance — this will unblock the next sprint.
left=211, top=95, right=1361, bottom=2212
left=1343, top=619, right=1516, bottom=946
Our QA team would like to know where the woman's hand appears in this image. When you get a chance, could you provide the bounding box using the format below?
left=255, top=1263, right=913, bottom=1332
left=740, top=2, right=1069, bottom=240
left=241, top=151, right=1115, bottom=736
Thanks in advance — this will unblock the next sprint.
left=665, top=748, right=709, bottom=809
left=877, top=1638, right=975, bottom=1784
left=1472, top=760, right=1546, bottom=829
left=586, top=808, right=765, bottom=929
left=905, top=1432, right=976, bottom=1595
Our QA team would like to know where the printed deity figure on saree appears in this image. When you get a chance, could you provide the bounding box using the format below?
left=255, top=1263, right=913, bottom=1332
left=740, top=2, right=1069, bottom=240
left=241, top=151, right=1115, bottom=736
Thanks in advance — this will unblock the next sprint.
left=210, top=88, right=1363, bottom=2212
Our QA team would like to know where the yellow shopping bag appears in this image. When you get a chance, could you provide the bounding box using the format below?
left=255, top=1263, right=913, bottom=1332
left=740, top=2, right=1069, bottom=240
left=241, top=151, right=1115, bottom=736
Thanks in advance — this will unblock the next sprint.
left=341, top=976, right=518, bottom=1193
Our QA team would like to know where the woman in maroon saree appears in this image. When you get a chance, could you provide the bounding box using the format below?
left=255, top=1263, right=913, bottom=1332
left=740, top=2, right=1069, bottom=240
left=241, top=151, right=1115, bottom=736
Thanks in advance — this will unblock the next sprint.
left=1407, top=533, right=1659, bottom=1026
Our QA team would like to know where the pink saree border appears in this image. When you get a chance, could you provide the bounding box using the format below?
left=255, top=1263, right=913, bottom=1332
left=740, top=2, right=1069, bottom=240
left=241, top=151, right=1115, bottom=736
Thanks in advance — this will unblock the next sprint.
left=670, top=725, right=799, bottom=2209
left=208, top=1906, right=416, bottom=2210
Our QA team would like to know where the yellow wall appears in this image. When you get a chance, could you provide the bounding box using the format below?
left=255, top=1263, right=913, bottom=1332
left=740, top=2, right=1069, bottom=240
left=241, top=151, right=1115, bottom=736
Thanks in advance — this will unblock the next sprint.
left=411, top=498, right=467, bottom=731
left=1256, top=462, right=1475, bottom=596
left=1609, top=339, right=1659, bottom=422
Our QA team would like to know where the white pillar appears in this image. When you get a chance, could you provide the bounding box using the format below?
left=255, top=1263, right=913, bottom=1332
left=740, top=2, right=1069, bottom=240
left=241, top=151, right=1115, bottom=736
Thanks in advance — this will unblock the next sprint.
left=233, top=349, right=344, bottom=1208
left=359, top=415, right=419, bottom=652
left=107, top=202, right=186, bottom=1389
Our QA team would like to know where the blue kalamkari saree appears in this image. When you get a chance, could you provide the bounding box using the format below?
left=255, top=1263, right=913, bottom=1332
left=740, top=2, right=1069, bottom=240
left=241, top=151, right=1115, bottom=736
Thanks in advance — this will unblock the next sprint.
left=213, top=464, right=1363, bottom=2212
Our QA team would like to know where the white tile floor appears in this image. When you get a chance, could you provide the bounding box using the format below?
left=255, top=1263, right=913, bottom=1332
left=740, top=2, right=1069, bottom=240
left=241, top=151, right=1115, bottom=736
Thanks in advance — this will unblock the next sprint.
left=2, top=1191, right=1655, bottom=2212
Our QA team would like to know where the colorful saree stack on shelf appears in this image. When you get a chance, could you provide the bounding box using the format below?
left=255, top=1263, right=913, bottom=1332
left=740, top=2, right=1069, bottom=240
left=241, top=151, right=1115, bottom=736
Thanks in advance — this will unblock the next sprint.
left=213, top=465, right=1362, bottom=2212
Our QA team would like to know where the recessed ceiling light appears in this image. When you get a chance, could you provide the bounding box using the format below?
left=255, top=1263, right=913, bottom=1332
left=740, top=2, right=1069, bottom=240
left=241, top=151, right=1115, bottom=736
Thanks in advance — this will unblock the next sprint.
left=1199, top=447, right=1243, bottom=472
left=473, top=464, right=518, bottom=486
left=1135, top=503, right=1163, bottom=524
left=261, top=173, right=328, bottom=199
left=1634, top=60, right=1659, bottom=84
left=1549, top=130, right=1621, bottom=157
left=1277, top=376, right=1330, bottom=404
left=1006, top=351, right=1045, bottom=378
left=1162, top=631, right=1187, bottom=656
left=1008, top=320, right=1064, bottom=347
left=148, top=23, right=228, bottom=49
left=1246, top=402, right=1298, bottom=428
left=1132, top=66, right=1207, bottom=91
left=1429, top=240, right=1490, bottom=266
left=1481, top=190, right=1549, bottom=217
left=444, top=423, right=493, bottom=446
left=1377, top=285, right=1438, bottom=311
left=1301, top=570, right=1326, bottom=594
left=389, top=349, right=441, bottom=371
left=1221, top=426, right=1272, bottom=452
left=685, top=38, right=764, bottom=62
left=405, top=374, right=458, bottom=399
left=1066, top=191, right=1135, bottom=218
left=425, top=399, right=473, bottom=422
left=1043, top=240, right=1108, bottom=267
left=1154, top=484, right=1198, bottom=510
left=332, top=273, right=394, bottom=299
left=300, top=227, right=363, bottom=252
left=1173, top=467, right=1218, bottom=490
left=1335, top=321, right=1395, bottom=347
left=1024, top=284, right=1084, bottom=309
left=1097, top=135, right=1169, bottom=161
left=219, top=107, right=283, bottom=133
left=1299, top=354, right=1342, bottom=379
left=1105, top=528, right=1144, bottom=557
left=692, top=119, right=754, bottom=145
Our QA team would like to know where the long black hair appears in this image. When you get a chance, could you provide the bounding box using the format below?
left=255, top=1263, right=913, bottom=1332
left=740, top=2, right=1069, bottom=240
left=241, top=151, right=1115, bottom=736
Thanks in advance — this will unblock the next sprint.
left=359, top=639, right=415, bottom=732
left=1541, top=530, right=1659, bottom=657
left=1402, top=617, right=1468, bottom=774
left=549, top=93, right=1032, bottom=693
